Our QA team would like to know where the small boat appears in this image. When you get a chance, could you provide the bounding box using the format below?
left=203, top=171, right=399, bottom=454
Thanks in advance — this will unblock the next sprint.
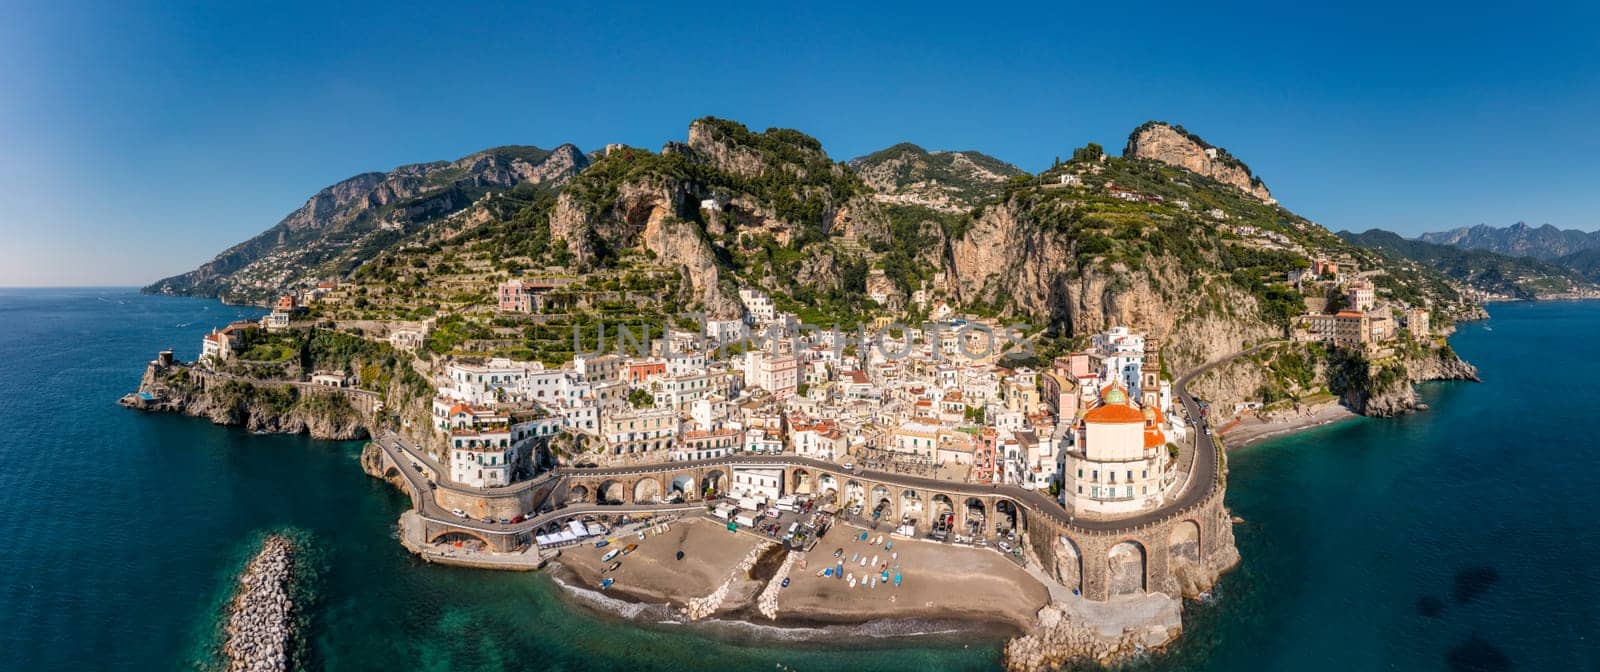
left=870, top=576, right=877, bottom=588
left=781, top=577, right=790, bottom=588
left=893, top=573, right=902, bottom=587
left=881, top=571, right=889, bottom=582
left=859, top=557, right=867, bottom=566
left=847, top=575, right=857, bottom=588
left=676, top=550, right=685, bottom=561
left=871, top=555, right=878, bottom=567
left=622, top=543, right=639, bottom=555
left=594, top=539, right=610, bottom=549
left=823, top=568, right=833, bottom=577
left=601, top=549, right=621, bottom=563
left=604, top=561, right=622, bottom=573
left=832, top=548, right=843, bottom=558
left=600, top=578, right=615, bottom=590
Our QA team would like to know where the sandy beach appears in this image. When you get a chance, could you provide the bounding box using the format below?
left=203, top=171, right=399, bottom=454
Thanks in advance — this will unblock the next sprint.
left=1218, top=398, right=1357, bottom=448
left=551, top=517, right=1049, bottom=632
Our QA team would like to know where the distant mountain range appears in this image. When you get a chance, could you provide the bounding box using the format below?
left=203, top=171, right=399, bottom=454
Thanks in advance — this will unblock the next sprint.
left=1419, top=222, right=1600, bottom=262
left=1338, top=229, right=1595, bottom=299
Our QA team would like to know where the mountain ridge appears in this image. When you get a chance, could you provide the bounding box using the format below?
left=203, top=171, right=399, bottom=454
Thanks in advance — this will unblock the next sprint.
left=146, top=116, right=1483, bottom=379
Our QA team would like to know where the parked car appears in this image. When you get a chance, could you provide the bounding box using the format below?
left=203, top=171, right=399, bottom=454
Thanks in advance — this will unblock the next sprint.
left=843, top=463, right=854, bottom=471
left=497, top=517, right=510, bottom=525
left=450, top=508, right=466, bottom=518
left=510, top=514, right=526, bottom=524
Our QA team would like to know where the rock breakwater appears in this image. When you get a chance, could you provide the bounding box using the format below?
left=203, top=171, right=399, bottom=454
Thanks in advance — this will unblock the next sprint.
left=222, top=534, right=302, bottom=672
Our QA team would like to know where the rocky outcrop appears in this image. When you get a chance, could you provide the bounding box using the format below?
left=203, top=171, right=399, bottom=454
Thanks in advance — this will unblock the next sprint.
left=1331, top=347, right=1480, bottom=418
left=1003, top=596, right=1184, bottom=670
left=549, top=175, right=741, bottom=318
left=223, top=534, right=303, bottom=672
left=1124, top=122, right=1272, bottom=203
left=948, top=199, right=1276, bottom=372
left=120, top=363, right=372, bottom=440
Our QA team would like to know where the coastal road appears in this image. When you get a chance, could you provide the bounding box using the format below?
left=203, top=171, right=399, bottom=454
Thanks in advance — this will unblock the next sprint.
left=376, top=340, right=1277, bottom=539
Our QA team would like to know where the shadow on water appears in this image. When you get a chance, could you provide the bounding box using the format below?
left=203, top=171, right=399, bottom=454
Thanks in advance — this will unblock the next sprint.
left=1415, top=595, right=1445, bottom=618
left=1447, top=632, right=1512, bottom=672
left=1452, top=566, right=1500, bottom=605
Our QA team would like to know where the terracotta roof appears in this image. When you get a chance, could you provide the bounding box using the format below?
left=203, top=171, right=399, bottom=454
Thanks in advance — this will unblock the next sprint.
left=1083, top=403, right=1145, bottom=424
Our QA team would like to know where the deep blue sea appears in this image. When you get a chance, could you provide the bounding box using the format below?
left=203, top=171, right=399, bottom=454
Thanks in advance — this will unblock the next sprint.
left=0, top=288, right=1594, bottom=671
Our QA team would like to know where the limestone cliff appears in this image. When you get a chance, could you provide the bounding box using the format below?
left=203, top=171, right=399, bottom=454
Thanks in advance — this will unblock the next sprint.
left=948, top=197, right=1277, bottom=373
left=121, top=364, right=372, bottom=440
left=1334, top=347, right=1480, bottom=417
left=1124, top=122, right=1273, bottom=203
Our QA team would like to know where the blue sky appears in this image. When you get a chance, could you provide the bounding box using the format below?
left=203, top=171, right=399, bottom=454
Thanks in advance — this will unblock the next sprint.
left=3, top=1, right=1599, bottom=285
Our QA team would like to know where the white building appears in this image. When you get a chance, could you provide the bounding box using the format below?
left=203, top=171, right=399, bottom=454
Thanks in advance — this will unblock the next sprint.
left=731, top=465, right=783, bottom=502
left=1062, top=385, right=1173, bottom=516
left=448, top=427, right=514, bottom=488
left=1092, top=326, right=1146, bottom=400
left=739, top=288, right=777, bottom=323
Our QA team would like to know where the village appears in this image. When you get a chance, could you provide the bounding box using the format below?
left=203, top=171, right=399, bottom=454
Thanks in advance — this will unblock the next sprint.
left=164, top=237, right=1442, bottom=654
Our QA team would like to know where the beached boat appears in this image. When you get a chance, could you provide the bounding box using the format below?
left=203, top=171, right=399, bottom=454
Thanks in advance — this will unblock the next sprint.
left=601, top=549, right=621, bottom=563
left=604, top=561, right=622, bottom=573
left=847, top=574, right=856, bottom=587
left=600, top=578, right=615, bottom=590
left=594, top=539, right=610, bottom=548
left=622, top=543, right=639, bottom=555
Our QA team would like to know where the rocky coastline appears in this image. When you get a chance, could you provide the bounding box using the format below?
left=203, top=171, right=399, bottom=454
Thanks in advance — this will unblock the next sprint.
left=120, top=361, right=371, bottom=440
left=221, top=534, right=303, bottom=672
left=1340, top=349, right=1481, bottom=418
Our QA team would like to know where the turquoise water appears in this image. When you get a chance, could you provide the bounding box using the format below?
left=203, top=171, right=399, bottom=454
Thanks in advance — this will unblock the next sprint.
left=0, top=288, right=1594, bottom=670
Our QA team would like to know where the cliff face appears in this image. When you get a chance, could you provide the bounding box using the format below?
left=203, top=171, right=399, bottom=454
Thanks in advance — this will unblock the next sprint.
left=948, top=198, right=1276, bottom=372
left=1124, top=122, right=1272, bottom=203
left=1345, top=349, right=1480, bottom=417
left=121, top=364, right=372, bottom=440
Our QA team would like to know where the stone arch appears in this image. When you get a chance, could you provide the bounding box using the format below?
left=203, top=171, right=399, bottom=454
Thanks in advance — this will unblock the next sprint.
left=1056, top=535, right=1083, bottom=595
left=670, top=474, right=696, bottom=501
left=930, top=494, right=955, bottom=533
left=994, top=499, right=1024, bottom=536
left=1169, top=520, right=1201, bottom=564
left=633, top=477, right=662, bottom=504
left=844, top=480, right=864, bottom=507
left=898, top=489, right=923, bottom=524
left=818, top=474, right=839, bottom=504
left=429, top=529, right=492, bottom=547
left=1107, top=540, right=1147, bottom=596
left=567, top=484, right=591, bottom=504
left=871, top=485, right=892, bottom=520
left=598, top=479, right=626, bottom=505
left=963, top=497, right=987, bottom=536
left=383, top=466, right=401, bottom=481
left=791, top=468, right=814, bottom=495
left=702, top=469, right=727, bottom=497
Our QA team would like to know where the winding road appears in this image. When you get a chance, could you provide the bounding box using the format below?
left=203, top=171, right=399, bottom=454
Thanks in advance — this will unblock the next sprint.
left=375, top=341, right=1278, bottom=539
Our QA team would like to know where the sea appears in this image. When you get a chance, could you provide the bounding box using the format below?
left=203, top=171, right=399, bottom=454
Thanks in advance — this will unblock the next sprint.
left=0, top=287, right=1594, bottom=671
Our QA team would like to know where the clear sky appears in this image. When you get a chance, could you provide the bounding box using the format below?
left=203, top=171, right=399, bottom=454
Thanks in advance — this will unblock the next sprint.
left=3, top=1, right=1598, bottom=286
